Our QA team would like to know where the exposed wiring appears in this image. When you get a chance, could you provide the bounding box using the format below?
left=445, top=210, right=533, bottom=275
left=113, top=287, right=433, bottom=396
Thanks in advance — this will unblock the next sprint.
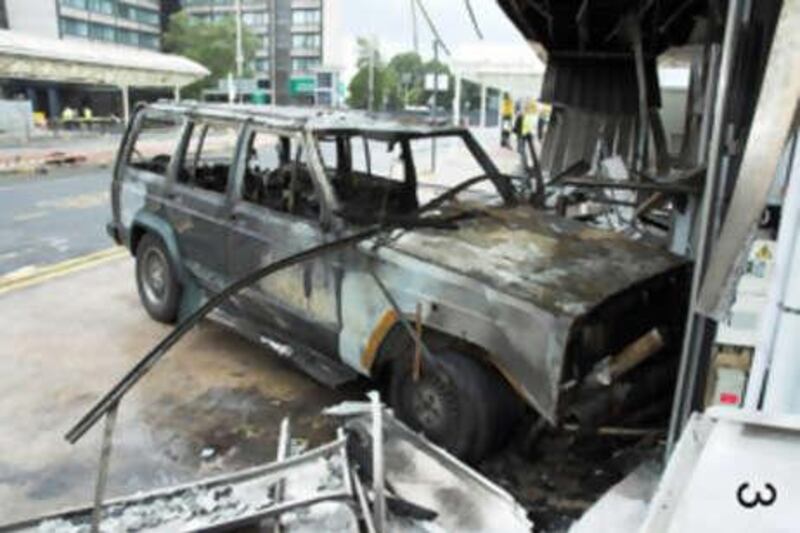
left=464, top=0, right=484, bottom=39
left=410, top=0, right=419, bottom=52
left=413, top=0, right=451, bottom=55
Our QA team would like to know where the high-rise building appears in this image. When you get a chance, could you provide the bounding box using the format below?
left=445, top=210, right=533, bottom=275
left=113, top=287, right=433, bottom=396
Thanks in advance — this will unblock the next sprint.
left=0, top=1, right=9, bottom=29
left=177, top=0, right=342, bottom=106
left=3, top=0, right=162, bottom=50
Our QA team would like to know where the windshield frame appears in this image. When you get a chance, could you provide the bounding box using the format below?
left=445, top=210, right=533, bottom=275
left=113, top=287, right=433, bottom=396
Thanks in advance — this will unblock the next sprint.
left=310, top=128, right=517, bottom=215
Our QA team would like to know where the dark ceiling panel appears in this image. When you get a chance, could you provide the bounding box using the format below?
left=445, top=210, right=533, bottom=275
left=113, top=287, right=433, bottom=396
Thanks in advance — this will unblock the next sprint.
left=497, top=0, right=711, bottom=56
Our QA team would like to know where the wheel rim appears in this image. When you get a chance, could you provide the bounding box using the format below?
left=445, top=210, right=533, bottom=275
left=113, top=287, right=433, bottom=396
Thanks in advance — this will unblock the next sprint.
left=409, top=376, right=455, bottom=434
left=142, top=247, right=168, bottom=305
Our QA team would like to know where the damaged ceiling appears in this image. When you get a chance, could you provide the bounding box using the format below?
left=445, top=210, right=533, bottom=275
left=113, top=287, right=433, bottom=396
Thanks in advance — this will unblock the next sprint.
left=497, top=0, right=713, bottom=56
left=496, top=0, right=715, bottom=113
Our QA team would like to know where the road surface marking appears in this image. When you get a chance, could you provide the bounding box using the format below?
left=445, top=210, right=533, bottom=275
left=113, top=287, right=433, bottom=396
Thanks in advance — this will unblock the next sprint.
left=0, top=247, right=128, bottom=296
left=36, top=191, right=109, bottom=210
left=13, top=211, right=48, bottom=222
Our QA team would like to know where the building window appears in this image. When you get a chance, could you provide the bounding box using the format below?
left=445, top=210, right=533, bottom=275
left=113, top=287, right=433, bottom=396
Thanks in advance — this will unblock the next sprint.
left=60, top=0, right=88, bottom=9
left=61, top=17, right=89, bottom=37
left=88, top=22, right=116, bottom=42
left=292, top=57, right=321, bottom=72
left=316, top=92, right=332, bottom=106
left=252, top=58, right=270, bottom=73
left=87, top=0, right=114, bottom=16
left=292, top=33, right=320, bottom=49
left=317, top=72, right=333, bottom=89
left=292, top=9, right=321, bottom=25
left=116, top=28, right=139, bottom=46
left=140, top=33, right=159, bottom=49
left=242, top=10, right=268, bottom=27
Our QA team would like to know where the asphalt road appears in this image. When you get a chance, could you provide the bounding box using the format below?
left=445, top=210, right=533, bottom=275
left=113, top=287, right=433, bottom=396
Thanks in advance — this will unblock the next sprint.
left=0, top=167, right=113, bottom=276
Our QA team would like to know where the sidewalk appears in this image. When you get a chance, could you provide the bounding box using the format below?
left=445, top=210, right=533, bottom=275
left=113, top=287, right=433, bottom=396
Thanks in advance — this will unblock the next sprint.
left=0, top=256, right=357, bottom=524
left=0, top=133, right=124, bottom=175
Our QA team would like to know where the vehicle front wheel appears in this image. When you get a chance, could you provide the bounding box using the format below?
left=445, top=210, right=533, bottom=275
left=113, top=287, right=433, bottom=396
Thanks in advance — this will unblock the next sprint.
left=135, top=233, right=181, bottom=323
left=388, top=348, right=519, bottom=462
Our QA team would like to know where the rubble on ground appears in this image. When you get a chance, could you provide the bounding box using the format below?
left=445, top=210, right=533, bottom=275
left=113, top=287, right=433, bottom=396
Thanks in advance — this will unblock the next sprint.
left=18, top=394, right=535, bottom=533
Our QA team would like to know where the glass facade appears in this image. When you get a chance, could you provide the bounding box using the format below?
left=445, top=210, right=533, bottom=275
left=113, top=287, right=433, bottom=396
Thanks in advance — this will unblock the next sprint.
left=291, top=57, right=320, bottom=72
left=180, top=0, right=326, bottom=104
left=181, top=2, right=322, bottom=58
left=291, top=8, right=320, bottom=25
left=0, top=0, right=8, bottom=29
left=291, top=32, right=320, bottom=50
left=58, top=0, right=162, bottom=50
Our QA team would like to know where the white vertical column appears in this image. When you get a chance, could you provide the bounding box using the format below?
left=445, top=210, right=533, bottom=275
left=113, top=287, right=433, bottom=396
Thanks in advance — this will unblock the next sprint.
left=758, top=137, right=800, bottom=412
left=174, top=85, right=181, bottom=103
left=453, top=74, right=462, bottom=126
left=497, top=89, right=503, bottom=126
left=121, top=85, right=130, bottom=125
left=479, top=82, right=487, bottom=128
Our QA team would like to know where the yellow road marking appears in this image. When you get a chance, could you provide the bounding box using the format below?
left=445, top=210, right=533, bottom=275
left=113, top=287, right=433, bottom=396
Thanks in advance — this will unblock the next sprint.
left=0, top=247, right=128, bottom=295
left=13, top=211, right=48, bottom=222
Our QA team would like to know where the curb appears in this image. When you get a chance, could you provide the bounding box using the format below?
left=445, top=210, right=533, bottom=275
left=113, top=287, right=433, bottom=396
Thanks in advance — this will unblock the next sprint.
left=0, top=247, right=128, bottom=295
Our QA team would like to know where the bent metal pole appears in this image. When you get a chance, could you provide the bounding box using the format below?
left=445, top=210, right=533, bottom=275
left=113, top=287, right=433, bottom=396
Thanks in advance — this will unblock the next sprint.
left=64, top=187, right=483, bottom=444
left=64, top=227, right=383, bottom=444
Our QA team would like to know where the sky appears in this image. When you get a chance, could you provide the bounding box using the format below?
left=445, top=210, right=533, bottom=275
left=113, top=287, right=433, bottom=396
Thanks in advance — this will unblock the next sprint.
left=335, top=0, right=529, bottom=81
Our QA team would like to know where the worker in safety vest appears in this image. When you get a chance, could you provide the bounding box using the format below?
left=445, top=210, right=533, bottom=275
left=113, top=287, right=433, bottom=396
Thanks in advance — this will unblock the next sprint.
left=61, top=106, right=76, bottom=121
left=537, top=102, right=551, bottom=140
left=517, top=100, right=537, bottom=171
left=518, top=100, right=545, bottom=203
left=500, top=93, right=514, bottom=148
left=61, top=106, right=76, bottom=130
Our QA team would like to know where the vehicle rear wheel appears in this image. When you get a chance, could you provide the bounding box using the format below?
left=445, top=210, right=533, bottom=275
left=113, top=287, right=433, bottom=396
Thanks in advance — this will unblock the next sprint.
left=135, top=233, right=181, bottom=323
left=388, top=348, right=518, bottom=462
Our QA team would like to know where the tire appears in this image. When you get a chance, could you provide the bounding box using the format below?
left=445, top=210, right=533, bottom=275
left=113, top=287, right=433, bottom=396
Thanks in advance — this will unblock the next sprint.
left=135, top=233, right=181, bottom=323
left=389, top=348, right=519, bottom=462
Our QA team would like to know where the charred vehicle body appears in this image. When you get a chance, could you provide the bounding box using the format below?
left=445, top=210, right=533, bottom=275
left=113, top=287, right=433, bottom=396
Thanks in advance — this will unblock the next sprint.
left=108, top=103, right=690, bottom=461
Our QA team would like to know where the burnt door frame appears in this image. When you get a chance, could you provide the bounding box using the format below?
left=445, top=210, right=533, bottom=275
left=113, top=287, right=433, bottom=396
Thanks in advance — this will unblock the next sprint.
left=226, top=126, right=343, bottom=356
left=163, top=119, right=244, bottom=291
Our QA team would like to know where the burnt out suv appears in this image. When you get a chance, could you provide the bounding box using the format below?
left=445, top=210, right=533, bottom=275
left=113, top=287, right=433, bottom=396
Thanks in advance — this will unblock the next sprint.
left=108, top=103, right=689, bottom=461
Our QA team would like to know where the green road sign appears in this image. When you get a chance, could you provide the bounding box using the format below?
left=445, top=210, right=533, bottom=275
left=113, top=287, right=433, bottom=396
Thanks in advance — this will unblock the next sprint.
left=289, top=76, right=316, bottom=95
left=251, top=89, right=269, bottom=105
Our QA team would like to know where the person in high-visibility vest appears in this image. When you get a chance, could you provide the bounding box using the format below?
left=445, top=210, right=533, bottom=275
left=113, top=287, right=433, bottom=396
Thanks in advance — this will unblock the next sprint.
left=518, top=100, right=545, bottom=202
left=537, top=102, right=551, bottom=141
left=517, top=100, right=537, bottom=171
left=500, top=93, right=514, bottom=148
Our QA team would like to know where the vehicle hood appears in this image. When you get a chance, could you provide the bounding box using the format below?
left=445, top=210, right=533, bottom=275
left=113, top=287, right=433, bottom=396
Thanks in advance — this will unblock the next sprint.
left=383, top=205, right=688, bottom=317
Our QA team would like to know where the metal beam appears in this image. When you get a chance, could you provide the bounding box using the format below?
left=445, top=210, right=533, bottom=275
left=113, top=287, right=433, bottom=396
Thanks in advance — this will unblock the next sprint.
left=667, top=0, right=745, bottom=454
left=697, top=0, right=800, bottom=319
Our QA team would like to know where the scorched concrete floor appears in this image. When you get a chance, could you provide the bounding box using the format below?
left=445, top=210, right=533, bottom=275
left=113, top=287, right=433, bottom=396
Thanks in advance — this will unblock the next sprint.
left=0, top=256, right=362, bottom=525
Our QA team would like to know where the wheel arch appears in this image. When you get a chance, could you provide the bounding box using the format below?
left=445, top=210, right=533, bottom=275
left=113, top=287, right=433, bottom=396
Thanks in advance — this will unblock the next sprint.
left=129, top=211, right=188, bottom=284
left=369, top=318, right=528, bottom=406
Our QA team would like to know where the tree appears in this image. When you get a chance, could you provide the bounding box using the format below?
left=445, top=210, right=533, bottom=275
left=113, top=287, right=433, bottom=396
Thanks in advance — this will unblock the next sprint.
left=348, top=37, right=395, bottom=110
left=388, top=52, right=425, bottom=107
left=163, top=12, right=259, bottom=99
left=348, top=65, right=392, bottom=110
left=347, top=46, right=456, bottom=112
left=422, top=58, right=455, bottom=110
left=356, top=36, right=382, bottom=69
